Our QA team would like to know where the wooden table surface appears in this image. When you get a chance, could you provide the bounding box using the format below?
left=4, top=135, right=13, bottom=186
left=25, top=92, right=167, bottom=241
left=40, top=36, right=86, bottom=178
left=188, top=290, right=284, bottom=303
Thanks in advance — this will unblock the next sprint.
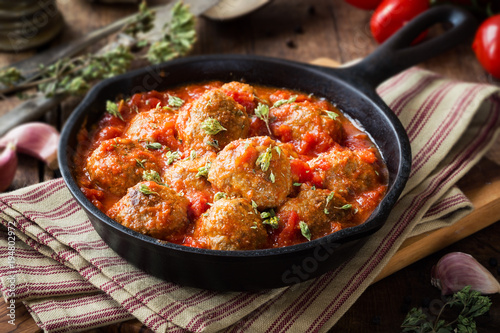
left=1, top=0, right=500, bottom=332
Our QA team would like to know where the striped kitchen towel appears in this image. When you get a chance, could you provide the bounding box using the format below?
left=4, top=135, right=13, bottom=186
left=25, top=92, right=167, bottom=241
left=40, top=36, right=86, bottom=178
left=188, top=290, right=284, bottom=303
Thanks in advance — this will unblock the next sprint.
left=1, top=67, right=500, bottom=333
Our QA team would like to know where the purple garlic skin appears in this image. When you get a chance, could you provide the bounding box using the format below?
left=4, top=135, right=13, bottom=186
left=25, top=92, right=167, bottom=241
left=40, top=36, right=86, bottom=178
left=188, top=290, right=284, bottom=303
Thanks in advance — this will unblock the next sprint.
left=0, top=142, right=18, bottom=192
left=0, top=122, right=59, bottom=169
left=431, top=252, right=500, bottom=295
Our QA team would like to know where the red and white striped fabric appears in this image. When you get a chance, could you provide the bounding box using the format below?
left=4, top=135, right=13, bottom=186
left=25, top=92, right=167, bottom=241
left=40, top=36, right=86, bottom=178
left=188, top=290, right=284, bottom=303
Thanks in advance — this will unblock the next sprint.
left=1, top=67, right=499, bottom=333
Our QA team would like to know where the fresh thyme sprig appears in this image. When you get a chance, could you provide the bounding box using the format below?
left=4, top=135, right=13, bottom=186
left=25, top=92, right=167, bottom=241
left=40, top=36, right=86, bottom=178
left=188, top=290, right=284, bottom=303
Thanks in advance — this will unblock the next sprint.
left=401, top=286, right=492, bottom=333
left=0, top=1, right=196, bottom=98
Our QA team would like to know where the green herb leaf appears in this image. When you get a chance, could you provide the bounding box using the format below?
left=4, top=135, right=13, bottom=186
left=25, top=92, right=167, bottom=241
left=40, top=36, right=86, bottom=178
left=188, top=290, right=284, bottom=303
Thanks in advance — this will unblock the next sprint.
left=146, top=142, right=162, bottom=150
left=206, top=139, right=219, bottom=149
left=196, top=160, right=211, bottom=178
left=254, top=102, right=271, bottom=134
left=214, top=192, right=227, bottom=201
left=200, top=117, right=227, bottom=135
left=261, top=209, right=279, bottom=229
left=256, top=147, right=273, bottom=172
left=135, top=158, right=147, bottom=168
left=272, top=95, right=297, bottom=108
left=189, top=150, right=197, bottom=160
left=269, top=171, right=276, bottom=183
left=251, top=200, right=259, bottom=214
left=325, top=110, right=339, bottom=120
left=168, top=95, right=184, bottom=108
left=293, top=182, right=302, bottom=187
left=106, top=100, right=123, bottom=120
left=299, top=221, right=311, bottom=241
left=0, top=67, right=24, bottom=87
left=324, top=192, right=335, bottom=215
left=165, top=151, right=181, bottom=165
left=139, top=184, right=158, bottom=195
left=335, top=204, right=352, bottom=210
left=142, top=170, right=163, bottom=184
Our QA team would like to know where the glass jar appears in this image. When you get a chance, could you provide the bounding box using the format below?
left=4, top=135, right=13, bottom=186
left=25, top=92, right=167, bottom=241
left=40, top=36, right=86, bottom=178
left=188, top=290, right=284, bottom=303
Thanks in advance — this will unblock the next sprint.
left=0, top=0, right=64, bottom=52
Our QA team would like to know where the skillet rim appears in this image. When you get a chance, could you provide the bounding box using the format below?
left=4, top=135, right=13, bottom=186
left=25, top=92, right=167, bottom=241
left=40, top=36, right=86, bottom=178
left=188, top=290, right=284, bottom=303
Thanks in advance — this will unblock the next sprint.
left=58, top=54, right=411, bottom=259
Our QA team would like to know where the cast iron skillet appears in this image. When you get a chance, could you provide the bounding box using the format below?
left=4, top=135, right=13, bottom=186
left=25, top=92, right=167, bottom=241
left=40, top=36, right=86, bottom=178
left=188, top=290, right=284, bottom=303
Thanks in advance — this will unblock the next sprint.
left=59, top=6, right=476, bottom=291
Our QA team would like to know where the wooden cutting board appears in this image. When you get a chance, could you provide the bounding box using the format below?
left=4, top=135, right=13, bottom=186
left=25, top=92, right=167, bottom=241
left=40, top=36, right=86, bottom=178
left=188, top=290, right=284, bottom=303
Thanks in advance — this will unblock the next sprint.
left=309, top=57, right=500, bottom=283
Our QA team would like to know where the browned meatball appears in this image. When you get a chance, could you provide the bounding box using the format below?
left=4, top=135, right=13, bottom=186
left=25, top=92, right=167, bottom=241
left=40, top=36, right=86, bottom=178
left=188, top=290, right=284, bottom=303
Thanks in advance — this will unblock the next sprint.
left=193, top=198, right=267, bottom=250
left=176, top=89, right=250, bottom=152
left=108, top=181, right=190, bottom=242
left=220, top=81, right=256, bottom=113
left=124, top=109, right=178, bottom=149
left=208, top=136, right=293, bottom=209
left=86, top=138, right=160, bottom=197
left=270, top=101, right=343, bottom=154
left=277, top=187, right=354, bottom=241
left=308, top=147, right=382, bottom=197
left=162, top=153, right=215, bottom=197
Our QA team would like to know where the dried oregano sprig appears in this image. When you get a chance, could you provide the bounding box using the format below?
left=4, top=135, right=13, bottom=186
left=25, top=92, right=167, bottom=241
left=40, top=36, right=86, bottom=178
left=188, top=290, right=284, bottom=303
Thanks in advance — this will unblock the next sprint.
left=0, top=1, right=196, bottom=98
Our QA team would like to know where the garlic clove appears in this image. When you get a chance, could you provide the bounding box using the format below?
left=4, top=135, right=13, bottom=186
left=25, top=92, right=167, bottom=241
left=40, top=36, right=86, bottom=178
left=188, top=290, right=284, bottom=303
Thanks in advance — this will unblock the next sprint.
left=431, top=252, right=500, bottom=295
left=0, top=142, right=18, bottom=192
left=0, top=122, right=60, bottom=169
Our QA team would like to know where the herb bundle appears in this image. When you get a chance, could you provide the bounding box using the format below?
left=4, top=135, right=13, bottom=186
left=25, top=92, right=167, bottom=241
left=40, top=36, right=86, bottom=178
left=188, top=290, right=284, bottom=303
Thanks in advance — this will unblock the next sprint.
left=0, top=1, right=196, bottom=104
left=401, top=286, right=492, bottom=333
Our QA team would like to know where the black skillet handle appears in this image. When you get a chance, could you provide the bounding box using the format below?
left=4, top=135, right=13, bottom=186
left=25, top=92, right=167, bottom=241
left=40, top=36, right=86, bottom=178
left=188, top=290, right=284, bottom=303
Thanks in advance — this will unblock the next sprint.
left=340, top=5, right=477, bottom=89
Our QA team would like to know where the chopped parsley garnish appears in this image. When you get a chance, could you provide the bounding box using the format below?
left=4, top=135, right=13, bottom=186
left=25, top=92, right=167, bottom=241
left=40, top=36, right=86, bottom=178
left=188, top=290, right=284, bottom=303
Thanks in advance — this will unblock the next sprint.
left=206, top=139, right=219, bottom=149
left=145, top=142, right=162, bottom=150
left=138, top=184, right=158, bottom=195
left=142, top=170, right=163, bottom=184
left=261, top=209, right=279, bottom=229
left=200, top=117, right=227, bottom=135
left=256, top=147, right=273, bottom=172
left=168, top=95, right=184, bottom=108
left=214, top=192, right=227, bottom=201
left=299, top=221, right=311, bottom=241
left=325, top=110, right=339, bottom=120
left=293, top=182, right=302, bottom=187
left=106, top=100, right=123, bottom=120
left=196, top=160, right=211, bottom=178
left=135, top=158, right=147, bottom=169
left=269, top=171, right=276, bottom=183
left=272, top=95, right=297, bottom=108
left=165, top=151, right=181, bottom=165
left=335, top=204, right=353, bottom=210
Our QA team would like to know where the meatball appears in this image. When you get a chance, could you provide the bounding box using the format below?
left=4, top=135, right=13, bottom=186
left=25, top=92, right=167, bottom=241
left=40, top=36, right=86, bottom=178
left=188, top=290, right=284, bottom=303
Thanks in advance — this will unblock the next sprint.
left=208, top=136, right=293, bottom=209
left=221, top=81, right=256, bottom=113
left=124, top=109, right=178, bottom=149
left=176, top=89, right=250, bottom=152
left=277, top=187, right=354, bottom=241
left=86, top=138, right=160, bottom=197
left=193, top=198, right=267, bottom=250
left=270, top=101, right=343, bottom=154
left=308, top=147, right=382, bottom=197
left=108, top=181, right=190, bottom=242
left=162, top=153, right=215, bottom=197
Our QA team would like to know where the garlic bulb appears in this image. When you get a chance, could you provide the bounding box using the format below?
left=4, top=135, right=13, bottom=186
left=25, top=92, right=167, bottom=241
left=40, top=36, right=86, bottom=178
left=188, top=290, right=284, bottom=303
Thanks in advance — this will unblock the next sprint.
left=0, top=142, right=18, bottom=192
left=431, top=252, right=500, bottom=295
left=0, top=122, right=60, bottom=169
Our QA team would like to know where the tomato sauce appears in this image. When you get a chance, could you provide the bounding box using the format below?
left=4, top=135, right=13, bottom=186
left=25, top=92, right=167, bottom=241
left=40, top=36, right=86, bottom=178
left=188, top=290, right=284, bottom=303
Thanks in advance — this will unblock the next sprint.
left=74, top=81, right=388, bottom=250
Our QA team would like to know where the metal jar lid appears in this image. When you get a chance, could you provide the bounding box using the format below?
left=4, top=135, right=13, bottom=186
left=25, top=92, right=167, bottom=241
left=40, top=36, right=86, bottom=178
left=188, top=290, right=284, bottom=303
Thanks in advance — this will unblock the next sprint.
left=0, top=0, right=64, bottom=52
